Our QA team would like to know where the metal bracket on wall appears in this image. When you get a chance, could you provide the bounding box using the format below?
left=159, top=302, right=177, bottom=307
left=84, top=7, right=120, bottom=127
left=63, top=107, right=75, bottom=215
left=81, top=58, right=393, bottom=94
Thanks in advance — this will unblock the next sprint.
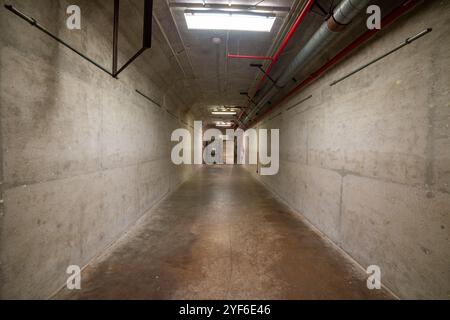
left=268, top=112, right=283, bottom=122
left=135, top=89, right=162, bottom=108
left=329, top=28, right=432, bottom=87
left=165, top=108, right=179, bottom=121
left=286, top=94, right=313, bottom=111
left=4, top=0, right=153, bottom=79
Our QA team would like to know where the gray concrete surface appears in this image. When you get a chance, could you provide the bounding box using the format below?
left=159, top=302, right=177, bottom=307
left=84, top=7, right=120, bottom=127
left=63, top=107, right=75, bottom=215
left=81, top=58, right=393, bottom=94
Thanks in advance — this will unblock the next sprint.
left=0, top=0, right=196, bottom=299
left=248, top=1, right=450, bottom=299
left=55, top=165, right=392, bottom=300
left=0, top=0, right=448, bottom=301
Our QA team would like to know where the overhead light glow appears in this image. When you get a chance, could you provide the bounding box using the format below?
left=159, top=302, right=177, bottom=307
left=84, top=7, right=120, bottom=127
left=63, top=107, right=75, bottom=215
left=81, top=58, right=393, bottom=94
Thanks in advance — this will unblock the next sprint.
left=216, top=121, right=233, bottom=127
left=212, top=111, right=237, bottom=115
left=185, top=11, right=276, bottom=32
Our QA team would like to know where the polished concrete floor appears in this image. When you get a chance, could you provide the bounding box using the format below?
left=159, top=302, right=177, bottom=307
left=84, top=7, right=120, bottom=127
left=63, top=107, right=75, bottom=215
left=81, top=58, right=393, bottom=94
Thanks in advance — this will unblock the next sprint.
left=56, top=166, right=392, bottom=300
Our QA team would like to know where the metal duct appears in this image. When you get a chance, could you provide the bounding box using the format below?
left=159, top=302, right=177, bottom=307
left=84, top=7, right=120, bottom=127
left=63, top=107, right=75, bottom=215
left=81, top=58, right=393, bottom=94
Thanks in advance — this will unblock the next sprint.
left=334, top=0, right=369, bottom=24
left=244, top=0, right=371, bottom=124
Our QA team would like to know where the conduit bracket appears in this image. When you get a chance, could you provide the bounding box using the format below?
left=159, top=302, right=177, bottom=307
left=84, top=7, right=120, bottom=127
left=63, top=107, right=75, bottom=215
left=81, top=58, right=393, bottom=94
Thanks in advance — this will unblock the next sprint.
left=286, top=94, right=313, bottom=111
left=135, top=90, right=161, bottom=108
left=329, top=28, right=432, bottom=86
left=240, top=92, right=257, bottom=106
left=312, top=1, right=329, bottom=17
left=4, top=1, right=153, bottom=79
left=165, top=108, right=179, bottom=120
left=268, top=112, right=282, bottom=122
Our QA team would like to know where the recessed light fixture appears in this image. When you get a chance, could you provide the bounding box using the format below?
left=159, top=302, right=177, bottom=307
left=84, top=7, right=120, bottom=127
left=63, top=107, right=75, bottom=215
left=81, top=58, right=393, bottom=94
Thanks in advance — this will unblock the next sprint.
left=216, top=121, right=233, bottom=127
left=185, top=10, right=276, bottom=32
left=212, top=111, right=237, bottom=115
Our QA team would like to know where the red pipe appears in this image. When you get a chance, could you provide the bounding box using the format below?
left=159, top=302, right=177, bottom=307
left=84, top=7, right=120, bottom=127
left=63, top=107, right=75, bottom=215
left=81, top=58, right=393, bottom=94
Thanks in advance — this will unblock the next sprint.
left=237, top=0, right=315, bottom=123
left=227, top=54, right=273, bottom=61
left=263, top=0, right=316, bottom=81
left=247, top=0, right=422, bottom=128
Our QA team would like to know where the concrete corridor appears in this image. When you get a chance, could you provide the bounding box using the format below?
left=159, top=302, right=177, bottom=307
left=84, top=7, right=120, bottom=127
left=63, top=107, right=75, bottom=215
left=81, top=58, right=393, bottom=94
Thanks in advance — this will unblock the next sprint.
left=55, top=166, right=392, bottom=300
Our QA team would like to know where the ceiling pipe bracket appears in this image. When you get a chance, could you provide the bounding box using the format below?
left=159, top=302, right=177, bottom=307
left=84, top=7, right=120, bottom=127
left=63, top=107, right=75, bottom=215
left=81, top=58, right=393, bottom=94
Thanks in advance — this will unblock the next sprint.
left=329, top=28, right=432, bottom=86
left=250, top=64, right=279, bottom=87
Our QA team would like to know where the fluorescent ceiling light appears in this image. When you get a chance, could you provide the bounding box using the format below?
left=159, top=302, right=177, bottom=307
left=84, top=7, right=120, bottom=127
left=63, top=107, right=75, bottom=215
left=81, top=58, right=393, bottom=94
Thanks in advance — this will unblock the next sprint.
left=216, top=121, right=233, bottom=127
left=212, top=111, right=237, bottom=115
left=185, top=10, right=276, bottom=32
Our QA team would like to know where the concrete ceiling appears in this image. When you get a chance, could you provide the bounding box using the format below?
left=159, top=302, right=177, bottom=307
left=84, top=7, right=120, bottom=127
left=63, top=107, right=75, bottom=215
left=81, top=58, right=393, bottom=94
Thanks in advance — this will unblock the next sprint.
left=153, top=0, right=297, bottom=124
left=153, top=0, right=406, bottom=125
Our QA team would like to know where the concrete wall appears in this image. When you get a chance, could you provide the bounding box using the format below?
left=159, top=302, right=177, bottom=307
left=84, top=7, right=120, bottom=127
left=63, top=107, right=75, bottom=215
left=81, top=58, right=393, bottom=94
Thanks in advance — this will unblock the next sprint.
left=249, top=1, right=450, bottom=299
left=0, top=0, right=195, bottom=299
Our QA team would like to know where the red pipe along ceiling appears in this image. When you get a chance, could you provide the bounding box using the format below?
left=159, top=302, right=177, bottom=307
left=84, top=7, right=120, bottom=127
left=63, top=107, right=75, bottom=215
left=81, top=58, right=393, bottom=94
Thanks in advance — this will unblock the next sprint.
left=237, top=0, right=316, bottom=123
left=246, top=0, right=423, bottom=128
